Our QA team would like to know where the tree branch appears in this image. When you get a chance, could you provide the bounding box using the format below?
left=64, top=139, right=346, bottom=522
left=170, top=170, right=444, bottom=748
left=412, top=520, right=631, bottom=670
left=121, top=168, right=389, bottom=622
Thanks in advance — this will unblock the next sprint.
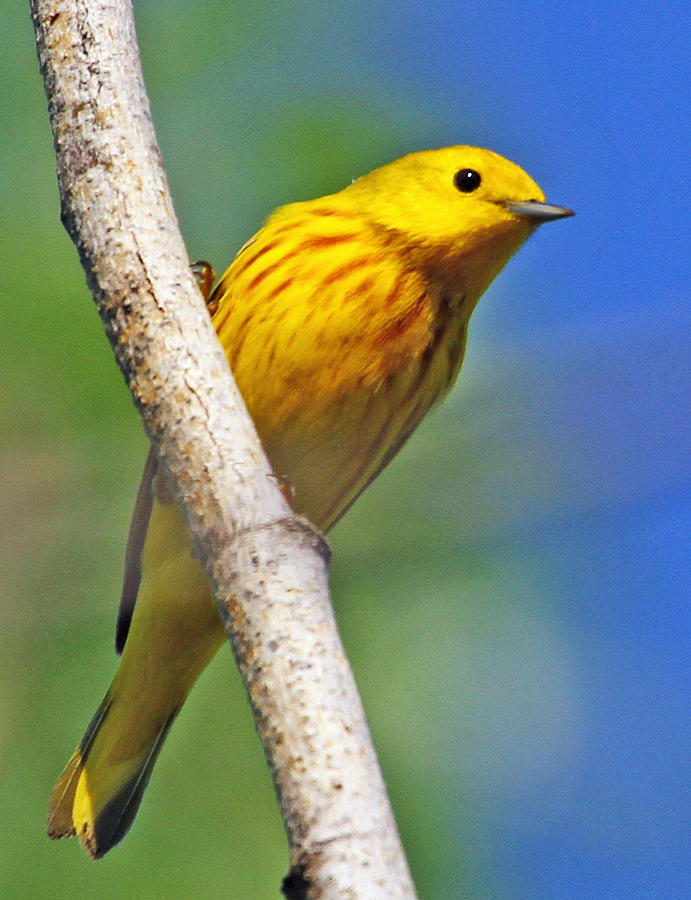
left=30, top=1, right=416, bottom=896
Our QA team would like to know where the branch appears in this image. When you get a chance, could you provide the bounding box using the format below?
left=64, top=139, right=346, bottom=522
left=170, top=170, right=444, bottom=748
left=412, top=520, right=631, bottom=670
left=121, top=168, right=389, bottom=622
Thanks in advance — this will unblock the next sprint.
left=30, top=1, right=416, bottom=896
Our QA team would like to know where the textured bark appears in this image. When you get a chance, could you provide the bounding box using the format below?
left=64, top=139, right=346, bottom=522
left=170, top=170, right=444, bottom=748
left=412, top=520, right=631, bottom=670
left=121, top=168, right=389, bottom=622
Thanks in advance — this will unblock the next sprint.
left=30, top=1, right=416, bottom=895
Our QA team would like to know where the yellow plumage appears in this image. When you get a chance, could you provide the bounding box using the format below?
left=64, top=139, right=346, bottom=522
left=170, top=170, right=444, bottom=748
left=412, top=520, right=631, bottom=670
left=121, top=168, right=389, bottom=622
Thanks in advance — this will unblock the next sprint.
left=48, top=146, right=572, bottom=857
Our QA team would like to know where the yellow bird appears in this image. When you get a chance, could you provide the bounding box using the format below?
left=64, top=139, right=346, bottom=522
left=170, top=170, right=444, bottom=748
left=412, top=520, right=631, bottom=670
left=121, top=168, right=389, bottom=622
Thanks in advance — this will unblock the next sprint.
left=47, top=146, right=572, bottom=858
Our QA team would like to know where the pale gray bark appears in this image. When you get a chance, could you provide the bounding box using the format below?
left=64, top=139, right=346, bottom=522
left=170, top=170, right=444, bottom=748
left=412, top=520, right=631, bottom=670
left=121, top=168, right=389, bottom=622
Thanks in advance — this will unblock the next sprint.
left=29, top=1, right=417, bottom=896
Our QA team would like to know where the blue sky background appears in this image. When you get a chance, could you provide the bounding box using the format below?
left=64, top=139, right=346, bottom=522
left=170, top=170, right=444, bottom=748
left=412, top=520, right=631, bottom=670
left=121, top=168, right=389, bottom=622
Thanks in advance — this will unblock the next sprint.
left=2, top=2, right=688, bottom=897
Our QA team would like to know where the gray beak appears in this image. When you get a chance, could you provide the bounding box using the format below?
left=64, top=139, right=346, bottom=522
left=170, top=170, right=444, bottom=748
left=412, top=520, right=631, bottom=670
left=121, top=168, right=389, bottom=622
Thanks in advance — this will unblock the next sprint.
left=505, top=200, right=575, bottom=222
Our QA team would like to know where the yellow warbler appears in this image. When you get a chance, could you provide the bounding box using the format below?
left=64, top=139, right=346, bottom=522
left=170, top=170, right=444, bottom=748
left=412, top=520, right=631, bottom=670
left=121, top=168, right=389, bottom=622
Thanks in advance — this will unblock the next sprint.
left=48, top=146, right=572, bottom=858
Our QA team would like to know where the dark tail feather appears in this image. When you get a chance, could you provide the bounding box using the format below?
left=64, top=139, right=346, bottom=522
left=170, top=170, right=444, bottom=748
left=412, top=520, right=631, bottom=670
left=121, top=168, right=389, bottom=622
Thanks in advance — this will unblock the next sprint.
left=82, top=709, right=178, bottom=859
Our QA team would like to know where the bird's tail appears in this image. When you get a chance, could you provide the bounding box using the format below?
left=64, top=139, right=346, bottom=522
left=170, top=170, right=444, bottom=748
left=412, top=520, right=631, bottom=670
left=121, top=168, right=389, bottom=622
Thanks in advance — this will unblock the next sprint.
left=47, top=688, right=179, bottom=859
left=47, top=495, right=227, bottom=858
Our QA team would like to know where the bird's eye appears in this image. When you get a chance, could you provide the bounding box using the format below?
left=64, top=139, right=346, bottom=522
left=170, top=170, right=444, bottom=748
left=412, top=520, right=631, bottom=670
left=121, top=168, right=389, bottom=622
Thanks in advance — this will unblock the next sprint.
left=453, top=168, right=482, bottom=193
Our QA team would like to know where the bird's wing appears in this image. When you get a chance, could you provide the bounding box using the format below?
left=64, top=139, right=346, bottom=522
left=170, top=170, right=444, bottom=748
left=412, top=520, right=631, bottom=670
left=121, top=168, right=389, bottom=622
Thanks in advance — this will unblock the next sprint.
left=115, top=445, right=157, bottom=653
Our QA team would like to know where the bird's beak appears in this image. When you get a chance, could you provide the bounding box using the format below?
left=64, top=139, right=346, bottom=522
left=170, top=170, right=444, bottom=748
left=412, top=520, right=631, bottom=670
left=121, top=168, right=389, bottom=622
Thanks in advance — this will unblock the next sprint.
left=505, top=200, right=575, bottom=222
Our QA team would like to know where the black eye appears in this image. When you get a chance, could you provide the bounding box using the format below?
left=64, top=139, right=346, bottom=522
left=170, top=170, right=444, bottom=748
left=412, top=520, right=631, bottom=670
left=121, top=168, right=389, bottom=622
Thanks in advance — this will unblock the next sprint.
left=453, top=168, right=481, bottom=193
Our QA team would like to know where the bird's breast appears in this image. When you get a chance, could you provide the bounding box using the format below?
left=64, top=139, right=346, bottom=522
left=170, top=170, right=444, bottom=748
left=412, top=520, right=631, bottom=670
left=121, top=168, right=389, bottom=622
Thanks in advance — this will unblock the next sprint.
left=246, top=288, right=469, bottom=530
left=212, top=220, right=471, bottom=529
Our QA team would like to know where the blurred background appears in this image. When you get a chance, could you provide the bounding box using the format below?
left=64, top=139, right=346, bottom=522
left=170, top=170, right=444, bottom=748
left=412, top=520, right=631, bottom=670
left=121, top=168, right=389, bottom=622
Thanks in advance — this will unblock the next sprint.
left=2, top=1, right=688, bottom=897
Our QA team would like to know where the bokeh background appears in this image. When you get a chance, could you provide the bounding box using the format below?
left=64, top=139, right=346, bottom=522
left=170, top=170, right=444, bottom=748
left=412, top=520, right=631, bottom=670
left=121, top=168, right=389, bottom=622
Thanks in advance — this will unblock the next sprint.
left=2, top=2, right=688, bottom=897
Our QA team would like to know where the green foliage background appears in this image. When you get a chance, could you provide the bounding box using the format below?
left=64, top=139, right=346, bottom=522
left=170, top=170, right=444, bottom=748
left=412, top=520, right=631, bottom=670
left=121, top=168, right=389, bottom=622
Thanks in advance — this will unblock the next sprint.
left=1, top=3, right=630, bottom=898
